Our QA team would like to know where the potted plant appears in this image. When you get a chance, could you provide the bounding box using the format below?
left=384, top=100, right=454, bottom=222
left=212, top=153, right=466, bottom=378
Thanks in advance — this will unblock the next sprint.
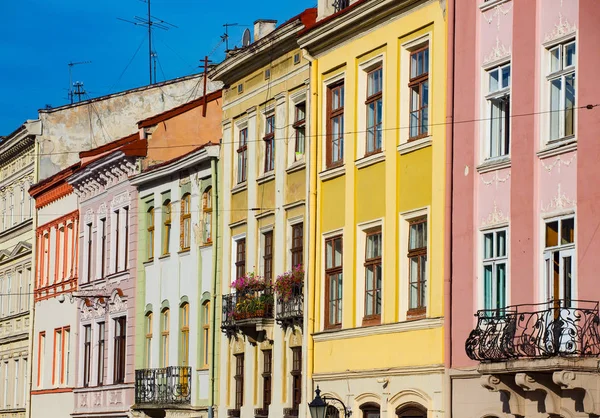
left=274, top=264, right=304, bottom=301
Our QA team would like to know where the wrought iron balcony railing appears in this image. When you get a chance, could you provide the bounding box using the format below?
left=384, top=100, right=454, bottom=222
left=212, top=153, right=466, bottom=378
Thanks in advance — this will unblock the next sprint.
left=222, top=287, right=274, bottom=331
left=333, top=0, right=350, bottom=13
left=135, top=366, right=191, bottom=405
left=465, top=300, right=600, bottom=362
left=276, top=283, right=303, bottom=328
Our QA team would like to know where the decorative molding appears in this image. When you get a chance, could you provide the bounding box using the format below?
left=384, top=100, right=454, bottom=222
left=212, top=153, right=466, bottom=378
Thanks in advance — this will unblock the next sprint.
left=313, top=317, right=443, bottom=342
left=84, top=209, right=94, bottom=225
left=541, top=153, right=576, bottom=174
left=481, top=171, right=511, bottom=189
left=545, top=13, right=577, bottom=43
left=483, top=36, right=511, bottom=65
left=318, top=165, right=345, bottom=182
left=541, top=183, right=575, bottom=213
left=111, top=191, right=131, bottom=209
left=397, top=137, right=432, bottom=155
left=35, top=183, right=73, bottom=209
left=355, top=152, right=386, bottom=169
left=483, top=3, right=512, bottom=30
left=109, top=293, right=128, bottom=313
left=481, top=201, right=509, bottom=228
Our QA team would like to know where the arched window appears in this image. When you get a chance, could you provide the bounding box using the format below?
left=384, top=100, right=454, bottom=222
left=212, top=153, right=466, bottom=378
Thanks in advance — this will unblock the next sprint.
left=396, top=403, right=427, bottom=418
left=202, top=301, right=210, bottom=368
left=180, top=303, right=189, bottom=367
left=361, top=403, right=380, bottom=418
left=147, top=207, right=155, bottom=260
left=326, top=406, right=340, bottom=418
left=162, top=200, right=171, bottom=255
left=180, top=194, right=191, bottom=251
left=160, top=308, right=170, bottom=367
left=145, top=312, right=153, bottom=368
left=202, top=188, right=212, bottom=244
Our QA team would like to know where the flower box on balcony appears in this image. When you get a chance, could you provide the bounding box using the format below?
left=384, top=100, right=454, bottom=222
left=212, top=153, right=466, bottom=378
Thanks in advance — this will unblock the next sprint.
left=275, top=265, right=304, bottom=329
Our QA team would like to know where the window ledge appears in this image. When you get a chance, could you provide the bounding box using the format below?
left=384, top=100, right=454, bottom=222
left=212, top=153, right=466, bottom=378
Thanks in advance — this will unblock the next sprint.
left=255, top=209, right=275, bottom=220
left=178, top=249, right=191, bottom=255
left=397, top=136, right=432, bottom=155
left=313, top=317, right=443, bottom=342
left=355, top=152, right=385, bottom=169
left=479, top=0, right=511, bottom=12
left=231, top=182, right=247, bottom=195
left=199, top=242, right=213, bottom=248
left=143, top=259, right=154, bottom=266
left=476, top=156, right=511, bottom=173
left=286, top=160, right=306, bottom=174
left=158, top=254, right=171, bottom=260
left=537, top=137, right=577, bottom=159
left=257, top=172, right=276, bottom=184
left=319, top=165, right=345, bottom=182
left=105, top=270, right=129, bottom=281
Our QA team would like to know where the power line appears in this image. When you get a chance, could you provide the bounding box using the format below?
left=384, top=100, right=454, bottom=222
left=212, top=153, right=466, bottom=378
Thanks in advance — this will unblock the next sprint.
left=108, top=35, right=147, bottom=93
left=1, top=208, right=278, bottom=218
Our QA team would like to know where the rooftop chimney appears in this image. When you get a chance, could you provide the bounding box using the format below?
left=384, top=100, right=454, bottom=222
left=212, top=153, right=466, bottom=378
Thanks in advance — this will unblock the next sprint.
left=254, top=19, right=277, bottom=42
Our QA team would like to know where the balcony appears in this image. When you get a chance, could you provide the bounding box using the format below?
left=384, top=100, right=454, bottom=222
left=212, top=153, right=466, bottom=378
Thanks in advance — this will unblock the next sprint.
left=134, top=366, right=191, bottom=406
left=276, top=283, right=303, bottom=330
left=333, top=0, right=350, bottom=13
left=221, top=287, right=274, bottom=342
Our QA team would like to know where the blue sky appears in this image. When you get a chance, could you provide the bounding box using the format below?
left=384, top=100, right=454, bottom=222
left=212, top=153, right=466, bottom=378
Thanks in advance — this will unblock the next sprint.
left=0, top=0, right=315, bottom=134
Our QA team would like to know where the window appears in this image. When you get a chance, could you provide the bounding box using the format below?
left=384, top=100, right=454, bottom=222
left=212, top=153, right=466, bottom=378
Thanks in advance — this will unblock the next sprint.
left=409, top=45, right=429, bottom=139
left=202, top=302, right=210, bottom=368
left=97, top=322, right=105, bottom=386
left=181, top=194, right=191, bottom=250
left=160, top=309, right=170, bottom=367
left=37, top=332, right=45, bottom=387
left=203, top=188, right=212, bottom=244
left=50, top=328, right=63, bottom=386
left=114, top=210, right=120, bottom=272
left=396, top=404, right=426, bottom=418
left=327, top=83, right=344, bottom=167
left=486, top=63, right=511, bottom=159
left=147, top=207, right=155, bottom=260
left=325, top=235, right=343, bottom=329
left=20, top=189, right=24, bottom=222
left=234, top=354, right=244, bottom=409
left=86, top=223, right=93, bottom=282
left=237, top=84, right=244, bottom=94
left=408, top=218, right=427, bottom=317
left=291, top=347, right=302, bottom=411
left=180, top=303, right=189, bottom=367
left=13, top=359, right=18, bottom=407
left=113, top=317, right=126, bottom=384
left=64, top=328, right=71, bottom=385
left=83, top=325, right=92, bottom=387
left=544, top=216, right=575, bottom=307
left=237, top=128, right=248, bottom=184
left=291, top=223, right=303, bottom=268
left=263, top=231, right=273, bottom=283
left=22, top=358, right=27, bottom=407
left=6, top=274, right=11, bottom=314
left=294, top=103, right=306, bottom=159
left=235, top=239, right=246, bottom=279
left=264, top=115, right=275, bottom=172
left=361, top=404, right=381, bottom=418
left=262, top=350, right=272, bottom=410
left=483, top=229, right=508, bottom=311
left=145, top=314, right=152, bottom=369
left=162, top=200, right=172, bottom=256
left=123, top=207, right=129, bottom=269
left=366, top=66, right=383, bottom=154
left=548, top=41, right=576, bottom=141
left=293, top=53, right=301, bottom=65
left=364, top=230, right=382, bottom=324
left=333, top=0, right=350, bottom=12
left=3, top=361, right=8, bottom=407
left=100, top=218, right=107, bottom=278
left=265, top=68, right=271, bottom=80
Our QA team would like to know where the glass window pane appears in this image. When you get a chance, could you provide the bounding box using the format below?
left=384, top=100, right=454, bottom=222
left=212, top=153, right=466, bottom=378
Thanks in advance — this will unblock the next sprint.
left=496, top=231, right=506, bottom=257
left=501, top=65, right=511, bottom=89
left=367, top=102, right=375, bottom=130
left=484, top=265, right=493, bottom=310
left=563, top=255, right=572, bottom=304
left=564, top=42, right=576, bottom=67
left=409, top=282, right=418, bottom=310
left=550, top=78, right=562, bottom=140
left=550, top=46, right=561, bottom=72
left=484, top=233, right=493, bottom=259
left=424, top=47, right=429, bottom=74
left=326, top=241, right=333, bottom=269
left=421, top=107, right=428, bottom=136
left=561, top=218, right=574, bottom=244
left=422, top=80, right=429, bottom=107
left=411, top=53, right=417, bottom=79
left=410, top=111, right=419, bottom=138
left=546, top=221, right=559, bottom=247
left=489, top=69, right=499, bottom=92
left=565, top=74, right=575, bottom=136
left=420, top=256, right=427, bottom=306
left=496, top=263, right=506, bottom=309
left=410, top=257, right=419, bottom=285
left=334, top=238, right=342, bottom=267
left=490, top=100, right=500, bottom=157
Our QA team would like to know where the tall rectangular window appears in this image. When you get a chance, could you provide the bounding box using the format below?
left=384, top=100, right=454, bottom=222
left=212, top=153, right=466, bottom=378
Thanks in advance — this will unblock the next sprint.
left=63, top=328, right=70, bottom=385
left=291, top=347, right=302, bottom=411
left=237, top=128, right=248, bottom=184
left=234, top=354, right=244, bottom=410
left=325, top=236, right=343, bottom=329
left=409, top=45, right=429, bottom=139
left=83, top=325, right=91, bottom=387
left=162, top=201, right=172, bottom=256
left=22, top=358, right=27, bottom=407
left=100, top=218, right=107, bottom=278
left=235, top=239, right=246, bottom=279
left=180, top=303, right=189, bottom=367
left=181, top=194, right=191, bottom=250
left=147, top=207, right=155, bottom=260
left=264, top=115, right=275, bottom=173
left=364, top=230, right=382, bottom=324
left=548, top=41, right=576, bottom=141
left=202, top=189, right=212, bottom=244
left=263, top=231, right=273, bottom=283
left=6, top=274, right=11, bottom=315
left=123, top=207, right=129, bottom=269
left=113, top=317, right=126, bottom=384
left=145, top=314, right=152, bottom=369
left=408, top=218, right=427, bottom=317
left=160, top=309, right=170, bottom=368
left=544, top=217, right=575, bottom=307
left=366, top=66, right=383, bottom=154
left=97, top=322, right=105, bottom=386
left=3, top=361, right=8, bottom=408
left=13, top=359, right=19, bottom=407
left=327, top=83, right=344, bottom=167
left=86, top=223, right=93, bottom=282
left=294, top=103, right=306, bottom=159
left=262, top=350, right=272, bottom=410
left=486, top=63, right=511, bottom=159
left=483, top=229, right=508, bottom=311
left=37, top=332, right=45, bottom=387
left=291, top=223, right=303, bottom=268
left=114, top=210, right=120, bottom=272
left=52, top=328, right=63, bottom=385
left=202, top=303, right=210, bottom=368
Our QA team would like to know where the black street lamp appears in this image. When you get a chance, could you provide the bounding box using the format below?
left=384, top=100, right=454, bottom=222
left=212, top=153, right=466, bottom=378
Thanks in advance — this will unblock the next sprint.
left=308, top=386, right=352, bottom=418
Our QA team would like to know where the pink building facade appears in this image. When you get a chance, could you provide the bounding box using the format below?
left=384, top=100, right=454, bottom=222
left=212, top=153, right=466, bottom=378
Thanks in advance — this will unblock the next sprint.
left=449, top=0, right=600, bottom=416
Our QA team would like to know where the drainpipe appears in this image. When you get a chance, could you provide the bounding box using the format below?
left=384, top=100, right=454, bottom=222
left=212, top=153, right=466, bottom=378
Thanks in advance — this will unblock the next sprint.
left=209, top=155, right=219, bottom=418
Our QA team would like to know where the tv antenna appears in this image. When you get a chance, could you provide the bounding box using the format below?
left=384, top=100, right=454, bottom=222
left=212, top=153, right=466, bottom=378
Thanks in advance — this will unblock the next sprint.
left=222, top=23, right=238, bottom=51
left=73, top=82, right=87, bottom=103
left=118, top=0, right=178, bottom=85
left=68, top=61, right=91, bottom=104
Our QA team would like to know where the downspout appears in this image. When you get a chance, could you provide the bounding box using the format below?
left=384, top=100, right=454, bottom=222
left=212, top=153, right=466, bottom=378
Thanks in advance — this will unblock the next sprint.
left=209, top=155, right=219, bottom=418
left=444, top=0, right=456, bottom=417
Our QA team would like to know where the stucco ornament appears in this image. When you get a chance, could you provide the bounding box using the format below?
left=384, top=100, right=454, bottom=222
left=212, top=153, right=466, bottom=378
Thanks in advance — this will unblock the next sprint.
left=481, top=171, right=511, bottom=189
left=108, top=390, right=122, bottom=405
left=84, top=208, right=94, bottom=224
left=111, top=191, right=131, bottom=208
left=481, top=201, right=509, bottom=227
left=109, top=293, right=128, bottom=313
left=541, top=183, right=575, bottom=212
left=80, top=393, right=89, bottom=408
left=541, top=153, right=576, bottom=174
left=545, top=13, right=577, bottom=43
left=484, top=3, right=512, bottom=30
left=483, top=36, right=511, bottom=65
left=93, top=392, right=102, bottom=406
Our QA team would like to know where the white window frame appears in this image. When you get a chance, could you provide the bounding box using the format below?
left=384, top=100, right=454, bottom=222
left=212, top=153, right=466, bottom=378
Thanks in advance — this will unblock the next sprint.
left=483, top=62, right=511, bottom=161
left=480, top=227, right=509, bottom=311
left=357, top=54, right=385, bottom=158
left=355, top=219, right=384, bottom=325
left=288, top=90, right=308, bottom=166
left=542, top=214, right=576, bottom=304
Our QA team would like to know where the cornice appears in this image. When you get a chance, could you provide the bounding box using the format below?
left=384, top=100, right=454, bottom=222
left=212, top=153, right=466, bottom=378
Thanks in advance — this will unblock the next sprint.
left=0, top=132, right=35, bottom=165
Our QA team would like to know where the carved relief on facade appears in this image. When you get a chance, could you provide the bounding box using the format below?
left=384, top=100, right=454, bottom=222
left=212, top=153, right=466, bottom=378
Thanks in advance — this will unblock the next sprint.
left=544, top=13, right=577, bottom=43
left=111, top=191, right=131, bottom=209
left=541, top=153, right=576, bottom=174
left=541, top=183, right=575, bottom=213
left=109, top=293, right=128, bottom=314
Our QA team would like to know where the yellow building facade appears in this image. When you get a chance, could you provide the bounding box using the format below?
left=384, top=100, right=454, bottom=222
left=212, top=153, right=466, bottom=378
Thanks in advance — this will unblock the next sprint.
left=299, top=1, right=447, bottom=416
left=211, top=10, right=316, bottom=418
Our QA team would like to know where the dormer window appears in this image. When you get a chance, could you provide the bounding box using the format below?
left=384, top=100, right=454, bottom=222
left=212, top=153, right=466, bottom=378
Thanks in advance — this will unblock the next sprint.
left=333, top=0, right=350, bottom=12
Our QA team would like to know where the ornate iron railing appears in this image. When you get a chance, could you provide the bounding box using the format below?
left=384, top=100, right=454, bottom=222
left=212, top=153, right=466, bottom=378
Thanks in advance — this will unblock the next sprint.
left=465, top=300, right=600, bottom=362
left=221, top=287, right=274, bottom=332
left=135, top=366, right=191, bottom=405
left=276, top=283, right=303, bottom=327
left=333, top=0, right=350, bottom=12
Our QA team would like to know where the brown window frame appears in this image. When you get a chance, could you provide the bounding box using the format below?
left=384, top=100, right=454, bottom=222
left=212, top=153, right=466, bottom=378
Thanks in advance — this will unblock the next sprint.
left=180, top=303, right=190, bottom=367
left=145, top=313, right=153, bottom=368
left=324, top=235, right=343, bottom=330
left=407, top=217, right=427, bottom=318
left=86, top=223, right=93, bottom=282
left=361, top=403, right=381, bottom=418
left=291, top=223, right=303, bottom=268
left=202, top=302, right=210, bottom=368
left=147, top=207, right=155, bottom=260
left=363, top=230, right=382, bottom=325
left=396, top=403, right=426, bottom=418
left=294, top=102, right=306, bottom=159
left=237, top=128, right=248, bottom=184
left=262, top=349, right=272, bottom=410
left=100, top=218, right=106, bottom=278
left=365, top=66, right=383, bottom=156
left=234, top=353, right=244, bottom=409
left=162, top=200, right=172, bottom=256
left=263, top=231, right=273, bottom=284
left=408, top=45, right=429, bottom=141
left=264, top=115, right=275, bottom=173
left=180, top=194, right=191, bottom=251
left=123, top=207, right=129, bottom=270
left=203, top=189, right=213, bottom=244
left=113, top=316, right=126, bottom=384
left=114, top=210, right=120, bottom=273
left=235, top=239, right=246, bottom=279
left=326, top=83, right=344, bottom=168
left=83, top=325, right=91, bottom=387
left=160, top=308, right=170, bottom=368
left=97, top=321, right=105, bottom=386
left=291, top=347, right=302, bottom=410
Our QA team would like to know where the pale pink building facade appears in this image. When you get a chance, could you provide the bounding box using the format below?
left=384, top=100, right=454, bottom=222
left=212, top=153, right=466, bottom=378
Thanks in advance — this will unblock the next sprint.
left=449, top=0, right=600, bottom=416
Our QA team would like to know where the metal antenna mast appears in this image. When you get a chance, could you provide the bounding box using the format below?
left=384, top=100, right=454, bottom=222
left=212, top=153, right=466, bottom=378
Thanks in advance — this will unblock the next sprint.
left=68, top=61, right=91, bottom=104
left=222, top=23, right=238, bottom=51
left=118, top=0, right=177, bottom=85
